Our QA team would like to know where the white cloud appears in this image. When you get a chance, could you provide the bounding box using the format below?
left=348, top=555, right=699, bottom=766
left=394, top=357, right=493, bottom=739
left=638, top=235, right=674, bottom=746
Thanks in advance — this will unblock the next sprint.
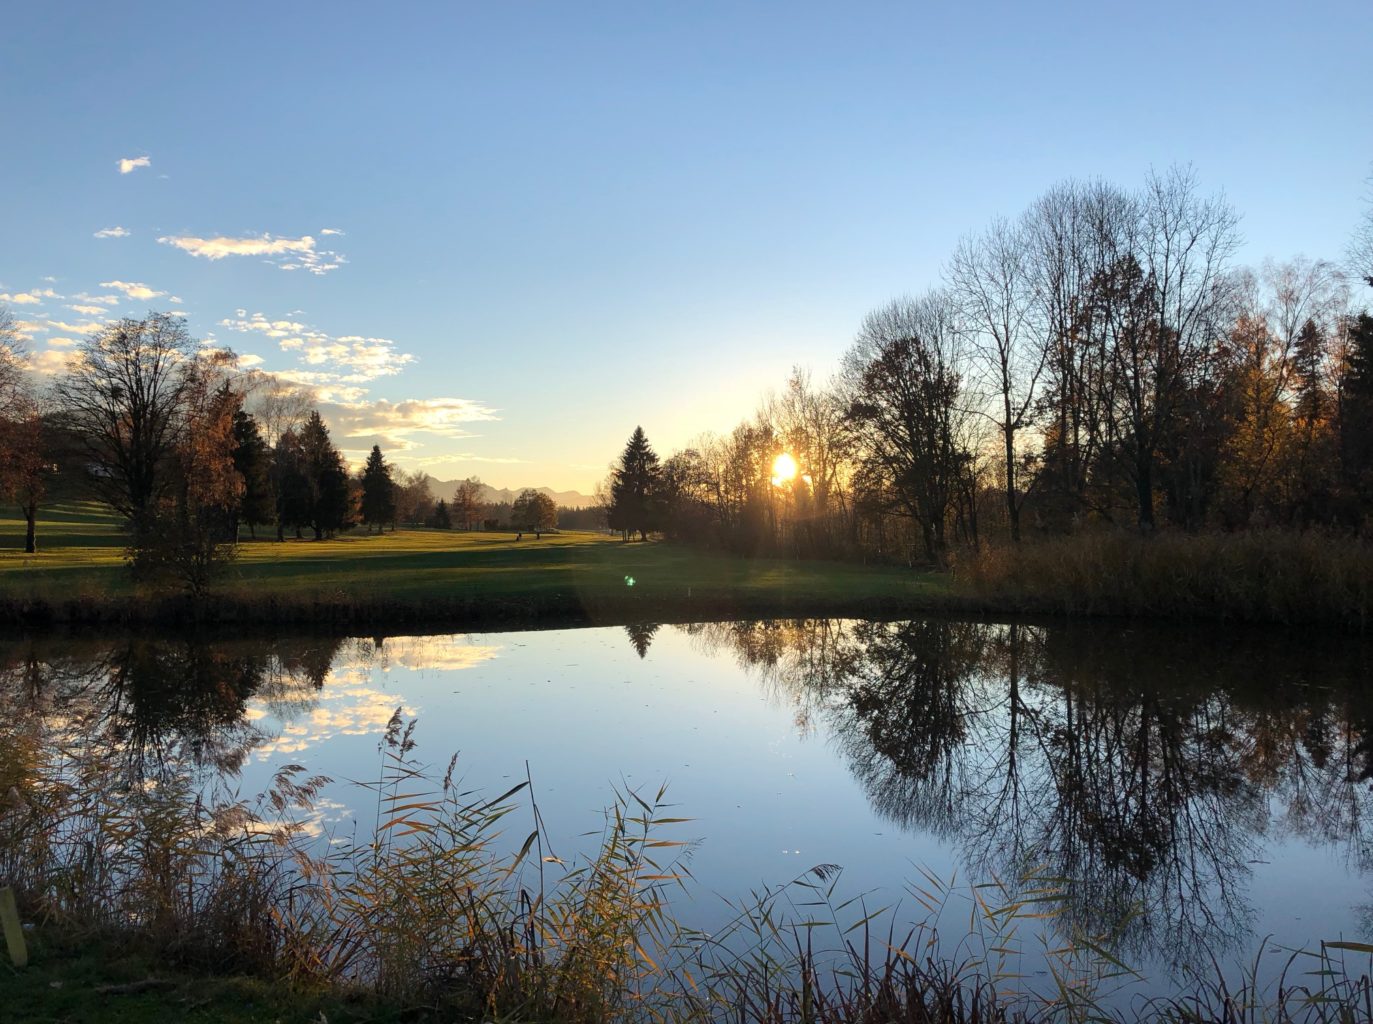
left=220, top=312, right=416, bottom=382
left=46, top=337, right=79, bottom=348
left=93, top=226, right=130, bottom=239
left=320, top=227, right=344, bottom=236
left=27, top=347, right=82, bottom=375
left=100, top=280, right=165, bottom=301
left=118, top=156, right=151, bottom=174
left=67, top=304, right=108, bottom=316
left=11, top=320, right=47, bottom=341
left=159, top=232, right=345, bottom=275
left=46, top=319, right=102, bottom=334
left=328, top=398, right=499, bottom=443
left=0, top=288, right=60, bottom=305
left=75, top=292, right=120, bottom=306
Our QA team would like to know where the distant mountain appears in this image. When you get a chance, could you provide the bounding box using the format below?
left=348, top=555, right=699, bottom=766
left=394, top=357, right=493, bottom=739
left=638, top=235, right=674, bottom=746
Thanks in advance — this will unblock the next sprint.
left=432, top=480, right=596, bottom=509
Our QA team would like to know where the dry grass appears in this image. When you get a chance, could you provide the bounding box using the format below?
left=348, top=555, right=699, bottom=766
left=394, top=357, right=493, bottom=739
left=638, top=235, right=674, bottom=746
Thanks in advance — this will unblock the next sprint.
left=5, top=710, right=1373, bottom=1022
left=959, top=530, right=1373, bottom=630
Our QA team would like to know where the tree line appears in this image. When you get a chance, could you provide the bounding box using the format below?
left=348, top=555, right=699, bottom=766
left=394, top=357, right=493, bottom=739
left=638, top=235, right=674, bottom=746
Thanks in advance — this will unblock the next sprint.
left=602, top=167, right=1373, bottom=565
left=0, top=311, right=562, bottom=589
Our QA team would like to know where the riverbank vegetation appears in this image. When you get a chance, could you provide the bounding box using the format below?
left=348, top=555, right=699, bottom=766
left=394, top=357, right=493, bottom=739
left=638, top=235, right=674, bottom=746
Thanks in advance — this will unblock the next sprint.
left=6, top=691, right=1373, bottom=1024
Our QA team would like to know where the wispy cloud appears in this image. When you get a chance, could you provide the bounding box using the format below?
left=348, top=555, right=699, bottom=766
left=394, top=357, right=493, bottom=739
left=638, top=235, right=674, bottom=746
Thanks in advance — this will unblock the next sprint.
left=93, top=226, right=130, bottom=239
left=320, top=227, right=345, bottom=236
left=100, top=280, right=166, bottom=301
left=11, top=320, right=47, bottom=341
left=117, top=156, right=151, bottom=174
left=326, top=398, right=500, bottom=446
left=160, top=232, right=345, bottom=275
left=45, top=319, right=103, bottom=335
left=67, top=303, right=108, bottom=315
left=0, top=288, right=61, bottom=305
left=220, top=311, right=416, bottom=383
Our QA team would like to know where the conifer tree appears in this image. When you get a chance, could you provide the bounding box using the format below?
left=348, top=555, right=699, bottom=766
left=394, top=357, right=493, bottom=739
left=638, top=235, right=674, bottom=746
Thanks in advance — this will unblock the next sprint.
left=609, top=426, right=661, bottom=541
left=231, top=408, right=274, bottom=539
left=360, top=445, right=397, bottom=532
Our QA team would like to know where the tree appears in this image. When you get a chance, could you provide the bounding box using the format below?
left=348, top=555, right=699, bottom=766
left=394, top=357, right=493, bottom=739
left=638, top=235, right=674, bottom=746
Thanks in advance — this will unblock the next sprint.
left=271, top=430, right=311, bottom=541
left=840, top=293, right=976, bottom=566
left=359, top=445, right=397, bottom=532
left=54, top=313, right=199, bottom=539
left=950, top=216, right=1045, bottom=542
left=134, top=359, right=244, bottom=593
left=299, top=411, right=350, bottom=538
left=451, top=476, right=484, bottom=530
left=609, top=427, right=661, bottom=540
left=1339, top=313, right=1373, bottom=525
left=1, top=401, right=50, bottom=554
left=512, top=489, right=557, bottom=537
left=1351, top=170, right=1373, bottom=289
left=231, top=408, right=274, bottom=539
left=395, top=469, right=435, bottom=525
left=427, top=498, right=453, bottom=529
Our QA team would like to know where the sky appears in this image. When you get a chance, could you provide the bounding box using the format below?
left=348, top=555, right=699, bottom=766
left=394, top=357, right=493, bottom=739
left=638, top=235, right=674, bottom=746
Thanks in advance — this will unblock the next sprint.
left=2, top=1, right=1370, bottom=494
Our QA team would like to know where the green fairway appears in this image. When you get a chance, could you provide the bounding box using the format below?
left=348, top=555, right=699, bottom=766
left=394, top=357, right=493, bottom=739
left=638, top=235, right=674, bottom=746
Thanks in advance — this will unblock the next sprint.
left=0, top=503, right=947, bottom=620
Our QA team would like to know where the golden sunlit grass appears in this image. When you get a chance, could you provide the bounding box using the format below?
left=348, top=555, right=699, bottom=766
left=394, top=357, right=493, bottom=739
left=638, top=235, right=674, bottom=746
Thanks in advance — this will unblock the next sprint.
left=0, top=502, right=947, bottom=621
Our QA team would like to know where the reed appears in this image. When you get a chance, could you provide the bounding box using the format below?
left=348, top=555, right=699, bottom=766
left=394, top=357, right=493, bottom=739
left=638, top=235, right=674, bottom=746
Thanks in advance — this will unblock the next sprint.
left=4, top=713, right=1372, bottom=1022
left=959, top=530, right=1373, bottom=630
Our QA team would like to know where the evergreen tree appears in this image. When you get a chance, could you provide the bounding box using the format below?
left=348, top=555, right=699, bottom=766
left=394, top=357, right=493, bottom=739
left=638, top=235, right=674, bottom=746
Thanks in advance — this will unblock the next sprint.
left=428, top=498, right=453, bottom=529
left=359, top=445, right=397, bottom=532
left=231, top=408, right=275, bottom=539
left=272, top=429, right=311, bottom=541
left=608, top=426, right=661, bottom=540
left=297, top=411, right=352, bottom=539
left=1339, top=313, right=1373, bottom=524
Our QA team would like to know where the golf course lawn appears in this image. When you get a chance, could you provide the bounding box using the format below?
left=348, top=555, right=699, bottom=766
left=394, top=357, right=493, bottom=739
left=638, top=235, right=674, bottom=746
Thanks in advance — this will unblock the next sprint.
left=0, top=502, right=948, bottom=622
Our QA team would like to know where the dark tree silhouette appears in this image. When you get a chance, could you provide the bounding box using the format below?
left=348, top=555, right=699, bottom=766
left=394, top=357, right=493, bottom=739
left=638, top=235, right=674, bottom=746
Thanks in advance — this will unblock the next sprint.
left=360, top=445, right=397, bottom=532
left=299, top=411, right=350, bottom=538
left=53, top=313, right=199, bottom=539
left=609, top=426, right=661, bottom=541
left=231, top=408, right=274, bottom=539
left=512, top=488, right=556, bottom=537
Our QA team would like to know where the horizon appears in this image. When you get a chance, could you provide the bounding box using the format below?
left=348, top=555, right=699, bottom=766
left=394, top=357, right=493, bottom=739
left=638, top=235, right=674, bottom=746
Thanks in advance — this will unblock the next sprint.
left=2, top=1, right=1370, bottom=493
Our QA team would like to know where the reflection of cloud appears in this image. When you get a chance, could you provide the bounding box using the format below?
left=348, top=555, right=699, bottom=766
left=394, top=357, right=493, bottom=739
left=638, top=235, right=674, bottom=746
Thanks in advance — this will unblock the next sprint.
left=248, top=679, right=418, bottom=760
left=388, top=636, right=502, bottom=672
left=118, top=155, right=151, bottom=174
left=161, top=233, right=344, bottom=275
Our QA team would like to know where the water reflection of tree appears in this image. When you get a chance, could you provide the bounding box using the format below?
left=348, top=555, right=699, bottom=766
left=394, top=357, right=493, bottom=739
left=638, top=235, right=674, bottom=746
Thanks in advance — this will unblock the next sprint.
left=624, top=623, right=661, bottom=658
left=681, top=617, right=1373, bottom=967
left=0, top=634, right=345, bottom=785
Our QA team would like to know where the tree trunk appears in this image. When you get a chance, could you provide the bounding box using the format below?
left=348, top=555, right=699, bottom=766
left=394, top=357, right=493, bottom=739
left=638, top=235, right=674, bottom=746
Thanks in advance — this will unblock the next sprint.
left=1003, top=416, right=1021, bottom=543
left=23, top=503, right=36, bottom=554
left=1136, top=454, right=1155, bottom=532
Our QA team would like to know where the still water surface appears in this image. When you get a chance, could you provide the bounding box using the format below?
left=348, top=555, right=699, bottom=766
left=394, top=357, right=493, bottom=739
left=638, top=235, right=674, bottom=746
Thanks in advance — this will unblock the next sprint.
left=5, top=618, right=1372, bottom=991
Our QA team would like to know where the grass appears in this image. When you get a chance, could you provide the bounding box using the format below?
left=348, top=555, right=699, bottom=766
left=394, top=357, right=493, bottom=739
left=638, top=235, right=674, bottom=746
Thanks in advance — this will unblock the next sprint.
left=0, top=502, right=950, bottom=626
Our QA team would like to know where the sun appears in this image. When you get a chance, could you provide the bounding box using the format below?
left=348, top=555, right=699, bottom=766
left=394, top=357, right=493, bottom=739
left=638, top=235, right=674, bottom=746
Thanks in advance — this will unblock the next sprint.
left=771, top=452, right=798, bottom=486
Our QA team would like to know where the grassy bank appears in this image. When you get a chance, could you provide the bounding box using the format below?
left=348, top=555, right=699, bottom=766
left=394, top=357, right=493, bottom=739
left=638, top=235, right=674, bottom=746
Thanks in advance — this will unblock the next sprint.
left=0, top=503, right=951, bottom=627
left=5, top=504, right=1372, bottom=631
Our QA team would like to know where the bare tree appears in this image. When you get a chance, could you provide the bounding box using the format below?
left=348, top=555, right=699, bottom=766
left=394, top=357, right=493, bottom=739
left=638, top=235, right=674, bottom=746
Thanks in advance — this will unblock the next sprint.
left=244, top=372, right=314, bottom=447
left=1351, top=170, right=1373, bottom=288
left=950, top=217, right=1046, bottom=543
left=450, top=476, right=484, bottom=530
left=841, top=291, right=976, bottom=566
left=53, top=313, right=201, bottom=537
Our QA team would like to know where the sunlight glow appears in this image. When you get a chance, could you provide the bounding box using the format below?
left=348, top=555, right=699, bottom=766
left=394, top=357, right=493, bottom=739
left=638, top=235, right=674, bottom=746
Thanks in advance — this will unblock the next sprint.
left=771, top=452, right=798, bottom=486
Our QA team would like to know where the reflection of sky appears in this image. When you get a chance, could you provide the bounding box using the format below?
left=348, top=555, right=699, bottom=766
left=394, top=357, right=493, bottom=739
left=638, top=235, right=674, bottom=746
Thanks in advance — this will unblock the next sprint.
left=183, top=626, right=1372, bottom=998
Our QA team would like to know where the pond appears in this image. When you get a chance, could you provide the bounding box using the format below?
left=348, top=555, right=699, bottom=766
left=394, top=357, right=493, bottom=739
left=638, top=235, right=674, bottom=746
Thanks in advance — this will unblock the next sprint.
left=3, top=617, right=1372, bottom=998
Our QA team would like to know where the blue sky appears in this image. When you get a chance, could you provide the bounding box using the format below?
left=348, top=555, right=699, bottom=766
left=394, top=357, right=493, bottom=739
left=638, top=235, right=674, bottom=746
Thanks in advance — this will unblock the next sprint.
left=2, top=1, right=1369, bottom=492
